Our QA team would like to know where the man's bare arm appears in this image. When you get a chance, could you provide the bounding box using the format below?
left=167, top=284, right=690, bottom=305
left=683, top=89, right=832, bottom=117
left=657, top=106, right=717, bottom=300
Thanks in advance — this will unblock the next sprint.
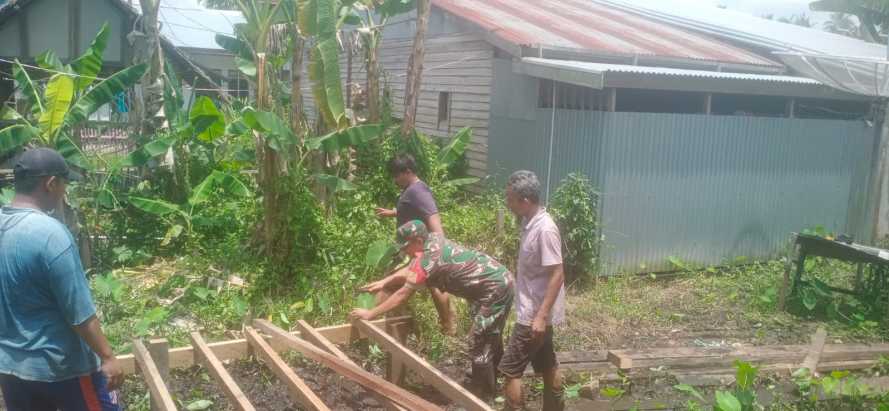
left=426, top=213, right=444, bottom=234
left=532, top=263, right=564, bottom=335
left=73, top=316, right=123, bottom=389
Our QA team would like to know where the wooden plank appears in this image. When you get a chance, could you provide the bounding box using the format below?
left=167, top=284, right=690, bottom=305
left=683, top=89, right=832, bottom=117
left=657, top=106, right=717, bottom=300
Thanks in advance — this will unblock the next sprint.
left=148, top=339, right=170, bottom=411
left=255, top=319, right=443, bottom=411
left=354, top=319, right=492, bottom=411
left=296, top=320, right=409, bottom=411
left=116, top=316, right=414, bottom=375
left=607, top=350, right=633, bottom=370
left=386, top=321, right=408, bottom=386
left=244, top=327, right=330, bottom=411
left=133, top=340, right=178, bottom=411
left=190, top=332, right=257, bottom=411
left=801, top=327, right=828, bottom=375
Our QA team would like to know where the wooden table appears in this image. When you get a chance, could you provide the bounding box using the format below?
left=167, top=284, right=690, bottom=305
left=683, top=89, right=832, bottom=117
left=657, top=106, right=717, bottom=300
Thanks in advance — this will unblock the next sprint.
left=779, top=233, right=889, bottom=311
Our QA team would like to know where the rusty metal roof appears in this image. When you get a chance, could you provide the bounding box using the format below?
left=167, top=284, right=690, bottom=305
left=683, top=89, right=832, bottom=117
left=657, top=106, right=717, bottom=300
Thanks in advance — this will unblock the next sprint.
left=432, top=0, right=780, bottom=68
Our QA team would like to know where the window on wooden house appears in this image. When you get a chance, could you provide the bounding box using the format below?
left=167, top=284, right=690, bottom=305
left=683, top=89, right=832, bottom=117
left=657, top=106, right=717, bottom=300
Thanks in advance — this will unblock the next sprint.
left=228, top=69, right=250, bottom=99
left=438, top=91, right=451, bottom=129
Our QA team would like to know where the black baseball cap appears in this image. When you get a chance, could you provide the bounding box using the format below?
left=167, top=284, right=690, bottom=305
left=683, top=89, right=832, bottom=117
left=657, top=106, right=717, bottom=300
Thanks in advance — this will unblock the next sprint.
left=13, top=148, right=82, bottom=182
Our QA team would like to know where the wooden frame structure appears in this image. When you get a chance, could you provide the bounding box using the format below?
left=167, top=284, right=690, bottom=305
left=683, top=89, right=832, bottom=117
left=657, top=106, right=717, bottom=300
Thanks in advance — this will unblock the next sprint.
left=129, top=316, right=494, bottom=411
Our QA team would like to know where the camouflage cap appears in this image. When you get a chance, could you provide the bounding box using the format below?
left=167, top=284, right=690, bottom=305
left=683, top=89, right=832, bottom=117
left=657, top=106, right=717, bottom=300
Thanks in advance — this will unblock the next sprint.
left=396, top=220, right=429, bottom=249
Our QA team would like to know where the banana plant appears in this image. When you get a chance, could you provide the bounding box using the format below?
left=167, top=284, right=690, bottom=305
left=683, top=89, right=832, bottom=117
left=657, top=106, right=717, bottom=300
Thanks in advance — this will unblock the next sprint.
left=0, top=23, right=148, bottom=169
left=129, top=169, right=252, bottom=245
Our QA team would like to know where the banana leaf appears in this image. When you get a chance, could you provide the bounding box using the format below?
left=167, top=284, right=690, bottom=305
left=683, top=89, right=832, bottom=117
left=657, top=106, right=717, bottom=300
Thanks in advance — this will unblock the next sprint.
left=121, top=136, right=176, bottom=167
left=308, top=46, right=334, bottom=127
left=437, top=127, right=472, bottom=166
left=299, top=0, right=319, bottom=36
left=38, top=74, right=75, bottom=140
left=0, top=124, right=38, bottom=155
left=129, top=196, right=182, bottom=216
left=189, top=96, right=224, bottom=142
left=214, top=34, right=254, bottom=61
left=313, top=173, right=357, bottom=193
left=12, top=60, right=43, bottom=114
left=64, top=64, right=148, bottom=128
left=162, top=61, right=186, bottom=129
left=36, top=50, right=64, bottom=71
left=189, top=170, right=251, bottom=206
left=377, top=0, right=416, bottom=18
left=55, top=134, right=89, bottom=170
left=306, top=124, right=383, bottom=152
left=71, top=23, right=109, bottom=90
left=317, top=38, right=346, bottom=127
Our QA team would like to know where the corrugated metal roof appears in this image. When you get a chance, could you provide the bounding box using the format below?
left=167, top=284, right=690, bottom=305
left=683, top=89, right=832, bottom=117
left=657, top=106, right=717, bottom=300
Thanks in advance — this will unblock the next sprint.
left=600, top=0, right=887, bottom=59
left=522, top=57, right=821, bottom=85
left=432, top=0, right=779, bottom=67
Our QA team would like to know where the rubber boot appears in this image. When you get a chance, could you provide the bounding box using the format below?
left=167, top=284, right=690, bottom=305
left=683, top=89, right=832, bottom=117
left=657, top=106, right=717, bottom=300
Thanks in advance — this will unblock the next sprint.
left=542, top=385, right=565, bottom=411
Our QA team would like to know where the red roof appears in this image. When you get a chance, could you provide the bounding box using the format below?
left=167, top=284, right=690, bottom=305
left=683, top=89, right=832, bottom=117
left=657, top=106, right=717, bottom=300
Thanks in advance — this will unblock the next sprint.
left=432, top=0, right=779, bottom=67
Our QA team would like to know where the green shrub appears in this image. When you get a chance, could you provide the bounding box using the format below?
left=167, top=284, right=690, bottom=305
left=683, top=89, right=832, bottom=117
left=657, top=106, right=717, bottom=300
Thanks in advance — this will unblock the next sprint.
left=549, top=173, right=600, bottom=284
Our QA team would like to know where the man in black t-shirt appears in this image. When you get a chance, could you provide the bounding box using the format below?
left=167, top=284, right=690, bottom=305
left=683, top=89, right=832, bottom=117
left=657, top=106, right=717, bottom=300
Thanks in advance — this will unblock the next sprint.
left=373, top=154, right=455, bottom=333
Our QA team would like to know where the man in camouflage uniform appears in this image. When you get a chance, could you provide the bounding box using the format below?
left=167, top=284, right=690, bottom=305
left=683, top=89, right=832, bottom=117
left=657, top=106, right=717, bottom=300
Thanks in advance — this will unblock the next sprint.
left=351, top=220, right=514, bottom=395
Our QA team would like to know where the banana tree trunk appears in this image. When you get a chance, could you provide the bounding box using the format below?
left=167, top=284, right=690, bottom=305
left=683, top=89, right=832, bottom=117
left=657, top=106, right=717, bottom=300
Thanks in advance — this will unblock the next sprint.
left=366, top=33, right=381, bottom=123
left=291, top=34, right=305, bottom=136
left=138, top=0, right=164, bottom=134
left=400, top=0, right=431, bottom=137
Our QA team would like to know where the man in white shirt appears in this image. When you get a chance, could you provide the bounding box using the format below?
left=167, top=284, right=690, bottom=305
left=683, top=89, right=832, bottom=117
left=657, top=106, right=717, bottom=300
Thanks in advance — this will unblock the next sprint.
left=500, top=170, right=566, bottom=411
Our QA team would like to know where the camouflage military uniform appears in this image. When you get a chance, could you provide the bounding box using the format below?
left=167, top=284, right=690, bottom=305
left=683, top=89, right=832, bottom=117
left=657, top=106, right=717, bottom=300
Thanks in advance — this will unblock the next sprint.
left=403, top=227, right=514, bottom=393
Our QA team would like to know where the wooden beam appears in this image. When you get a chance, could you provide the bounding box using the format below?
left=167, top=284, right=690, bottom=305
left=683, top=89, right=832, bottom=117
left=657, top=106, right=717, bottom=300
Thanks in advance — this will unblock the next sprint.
left=606, top=88, right=617, bottom=112
left=255, top=319, right=442, bottom=411
left=353, top=319, right=492, bottom=411
left=607, top=350, right=633, bottom=370
left=296, top=320, right=408, bottom=411
left=244, top=327, right=330, bottom=411
left=801, top=328, right=828, bottom=376
left=704, top=93, right=712, bottom=115
left=190, top=332, right=256, bottom=411
left=132, top=340, right=178, bottom=411
left=116, top=316, right=414, bottom=375
left=148, top=339, right=170, bottom=411
left=386, top=322, right=408, bottom=386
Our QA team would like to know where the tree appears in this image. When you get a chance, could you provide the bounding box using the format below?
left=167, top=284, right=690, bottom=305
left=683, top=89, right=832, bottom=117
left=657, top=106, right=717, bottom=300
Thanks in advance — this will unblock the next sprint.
left=400, top=0, right=430, bottom=137
left=131, top=0, right=165, bottom=135
left=811, top=0, right=889, bottom=42
left=823, top=12, right=861, bottom=37
left=201, top=0, right=238, bottom=9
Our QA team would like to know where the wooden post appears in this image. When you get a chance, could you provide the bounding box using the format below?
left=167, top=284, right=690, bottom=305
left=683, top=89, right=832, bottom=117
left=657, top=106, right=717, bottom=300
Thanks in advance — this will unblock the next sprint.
left=606, top=88, right=617, bottom=112
left=148, top=338, right=170, bottom=411
left=703, top=93, right=712, bottom=115
left=255, top=320, right=442, bottom=411
left=133, top=340, right=178, bottom=411
left=400, top=0, right=431, bottom=136
left=386, top=321, right=408, bottom=386
left=353, top=319, right=492, bottom=411
left=786, top=98, right=796, bottom=119
left=244, top=327, right=330, bottom=411
left=801, top=328, right=828, bottom=377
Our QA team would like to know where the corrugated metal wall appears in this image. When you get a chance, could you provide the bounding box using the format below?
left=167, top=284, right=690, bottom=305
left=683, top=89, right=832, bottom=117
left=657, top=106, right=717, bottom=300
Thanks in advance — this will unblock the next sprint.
left=490, top=109, right=875, bottom=274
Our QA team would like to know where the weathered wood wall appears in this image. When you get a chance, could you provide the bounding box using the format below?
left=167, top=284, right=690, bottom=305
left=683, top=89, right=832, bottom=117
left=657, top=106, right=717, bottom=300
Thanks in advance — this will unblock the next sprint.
left=302, top=32, right=494, bottom=178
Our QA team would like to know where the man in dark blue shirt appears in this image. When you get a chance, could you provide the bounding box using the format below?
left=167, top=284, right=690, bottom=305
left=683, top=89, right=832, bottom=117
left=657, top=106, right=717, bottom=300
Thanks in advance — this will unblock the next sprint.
left=0, top=148, right=122, bottom=410
left=373, top=154, right=455, bottom=334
